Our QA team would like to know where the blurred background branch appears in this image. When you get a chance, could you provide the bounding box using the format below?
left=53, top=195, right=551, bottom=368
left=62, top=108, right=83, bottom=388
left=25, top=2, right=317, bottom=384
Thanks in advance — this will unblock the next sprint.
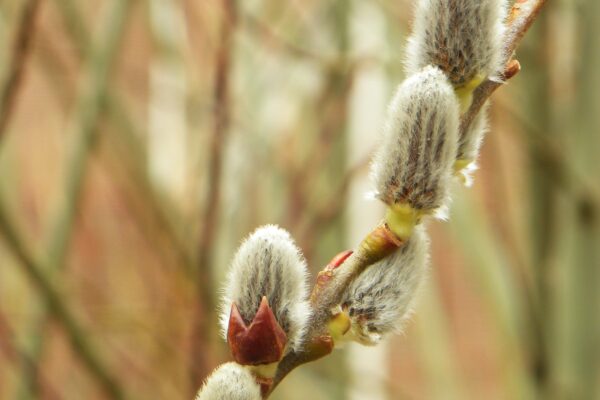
left=15, top=0, right=135, bottom=397
left=0, top=0, right=598, bottom=399
left=0, top=0, right=41, bottom=141
left=0, top=198, right=125, bottom=399
left=190, top=0, right=237, bottom=393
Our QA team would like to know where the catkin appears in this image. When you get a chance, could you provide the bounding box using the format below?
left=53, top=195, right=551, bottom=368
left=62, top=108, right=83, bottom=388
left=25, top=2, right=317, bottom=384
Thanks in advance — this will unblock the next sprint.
left=341, top=226, right=429, bottom=345
left=371, top=66, right=459, bottom=214
left=220, top=225, right=311, bottom=351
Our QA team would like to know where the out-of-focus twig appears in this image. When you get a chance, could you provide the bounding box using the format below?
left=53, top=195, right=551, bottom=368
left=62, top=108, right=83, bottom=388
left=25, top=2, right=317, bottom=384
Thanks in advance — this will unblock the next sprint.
left=29, top=0, right=196, bottom=283
left=241, top=12, right=325, bottom=62
left=16, top=0, right=134, bottom=397
left=190, top=0, right=237, bottom=391
left=284, top=61, right=355, bottom=233
left=297, top=154, right=371, bottom=259
left=47, top=0, right=196, bottom=274
left=0, top=201, right=126, bottom=399
left=0, top=0, right=42, bottom=142
left=497, top=99, right=600, bottom=209
left=46, top=0, right=132, bottom=283
left=0, top=310, right=61, bottom=400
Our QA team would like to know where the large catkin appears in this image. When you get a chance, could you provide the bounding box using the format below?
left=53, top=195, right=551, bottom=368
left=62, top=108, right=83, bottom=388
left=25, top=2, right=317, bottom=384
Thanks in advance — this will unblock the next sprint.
left=405, top=0, right=507, bottom=87
left=341, top=226, right=430, bottom=345
left=220, top=225, right=311, bottom=351
left=371, top=66, right=459, bottom=214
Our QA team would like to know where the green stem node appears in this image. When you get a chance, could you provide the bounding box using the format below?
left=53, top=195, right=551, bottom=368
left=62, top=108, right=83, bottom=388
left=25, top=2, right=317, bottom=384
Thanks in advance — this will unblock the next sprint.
left=455, top=74, right=485, bottom=114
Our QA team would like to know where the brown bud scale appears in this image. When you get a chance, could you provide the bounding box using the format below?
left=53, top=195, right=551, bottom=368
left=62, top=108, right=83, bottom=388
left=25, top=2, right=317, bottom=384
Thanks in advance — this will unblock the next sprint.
left=227, top=297, right=288, bottom=365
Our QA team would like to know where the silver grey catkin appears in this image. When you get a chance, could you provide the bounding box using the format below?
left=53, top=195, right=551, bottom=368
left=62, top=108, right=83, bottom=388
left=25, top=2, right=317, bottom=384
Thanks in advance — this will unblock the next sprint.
left=220, top=225, right=311, bottom=351
left=371, top=66, right=459, bottom=213
left=405, top=0, right=507, bottom=87
left=195, top=363, right=261, bottom=400
left=341, top=226, right=429, bottom=345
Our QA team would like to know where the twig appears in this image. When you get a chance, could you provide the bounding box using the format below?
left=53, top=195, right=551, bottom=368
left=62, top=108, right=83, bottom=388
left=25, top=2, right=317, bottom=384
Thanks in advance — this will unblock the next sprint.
left=45, top=0, right=132, bottom=281
left=297, top=155, right=371, bottom=258
left=0, top=201, right=126, bottom=399
left=285, top=57, right=356, bottom=230
left=46, top=0, right=196, bottom=275
left=496, top=98, right=600, bottom=208
left=0, top=310, right=62, bottom=400
left=265, top=1, right=548, bottom=396
left=15, top=0, right=134, bottom=397
left=190, top=0, right=237, bottom=391
left=241, top=12, right=325, bottom=62
left=460, top=0, right=547, bottom=136
left=29, top=0, right=197, bottom=299
left=0, top=0, right=42, bottom=141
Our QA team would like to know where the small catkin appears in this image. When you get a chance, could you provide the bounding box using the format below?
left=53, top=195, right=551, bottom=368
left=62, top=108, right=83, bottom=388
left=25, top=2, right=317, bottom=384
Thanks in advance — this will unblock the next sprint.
left=371, top=66, right=459, bottom=213
left=341, top=226, right=430, bottom=345
left=196, top=363, right=261, bottom=400
left=220, top=225, right=311, bottom=351
left=405, top=0, right=507, bottom=87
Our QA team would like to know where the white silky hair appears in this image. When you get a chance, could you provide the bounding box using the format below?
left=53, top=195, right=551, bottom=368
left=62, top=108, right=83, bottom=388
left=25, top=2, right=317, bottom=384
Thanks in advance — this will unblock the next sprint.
left=370, top=66, right=459, bottom=212
left=460, top=101, right=490, bottom=159
left=405, top=0, right=507, bottom=86
left=195, top=363, right=261, bottom=400
left=219, top=225, right=311, bottom=352
left=341, top=226, right=430, bottom=345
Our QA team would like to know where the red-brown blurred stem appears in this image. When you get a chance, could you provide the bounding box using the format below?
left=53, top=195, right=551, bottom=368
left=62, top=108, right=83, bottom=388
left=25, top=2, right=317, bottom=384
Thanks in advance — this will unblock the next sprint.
left=0, top=0, right=42, bottom=142
left=0, top=201, right=125, bottom=399
left=191, top=0, right=238, bottom=392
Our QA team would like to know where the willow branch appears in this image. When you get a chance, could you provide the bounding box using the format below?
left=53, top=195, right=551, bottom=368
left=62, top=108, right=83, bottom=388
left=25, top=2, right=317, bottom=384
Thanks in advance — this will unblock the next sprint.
left=46, top=0, right=195, bottom=275
left=190, top=0, right=238, bottom=390
left=0, top=201, right=126, bottom=399
left=46, top=0, right=132, bottom=279
left=241, top=12, right=325, bottom=62
left=266, top=1, right=548, bottom=396
left=461, top=0, right=547, bottom=135
left=0, top=0, right=42, bottom=142
left=298, top=155, right=371, bottom=258
left=0, top=310, right=62, bottom=399
left=15, top=0, right=134, bottom=398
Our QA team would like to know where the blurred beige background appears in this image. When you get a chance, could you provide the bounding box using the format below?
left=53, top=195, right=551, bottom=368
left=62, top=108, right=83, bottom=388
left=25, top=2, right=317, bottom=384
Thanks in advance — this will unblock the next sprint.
left=0, top=0, right=598, bottom=399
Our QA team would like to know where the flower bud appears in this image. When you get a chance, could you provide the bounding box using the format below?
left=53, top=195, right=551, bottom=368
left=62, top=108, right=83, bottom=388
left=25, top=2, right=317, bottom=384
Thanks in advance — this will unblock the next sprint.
left=196, top=363, right=261, bottom=400
left=371, top=66, right=459, bottom=218
left=340, top=226, right=430, bottom=345
left=220, top=225, right=311, bottom=362
left=405, top=0, right=507, bottom=88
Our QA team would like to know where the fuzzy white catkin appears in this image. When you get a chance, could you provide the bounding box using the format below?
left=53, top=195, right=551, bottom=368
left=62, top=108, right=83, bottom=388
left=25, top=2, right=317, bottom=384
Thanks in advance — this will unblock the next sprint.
left=196, top=363, right=261, bottom=400
left=371, top=66, right=459, bottom=212
left=341, top=226, right=430, bottom=345
left=459, top=102, right=490, bottom=163
left=405, top=0, right=507, bottom=86
left=220, top=225, right=311, bottom=351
